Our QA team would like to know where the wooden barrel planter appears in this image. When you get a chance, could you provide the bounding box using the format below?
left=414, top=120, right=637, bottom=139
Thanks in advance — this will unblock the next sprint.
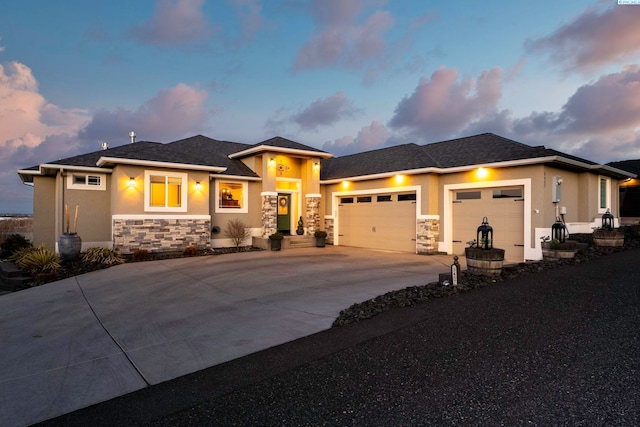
left=541, top=242, right=577, bottom=261
left=592, top=230, right=624, bottom=247
left=465, top=247, right=505, bottom=276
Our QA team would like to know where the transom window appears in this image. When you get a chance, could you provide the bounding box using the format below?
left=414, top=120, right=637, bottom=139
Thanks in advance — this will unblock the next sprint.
left=398, top=193, right=417, bottom=201
left=144, top=171, right=188, bottom=212
left=66, top=173, right=106, bottom=191
left=456, top=191, right=481, bottom=200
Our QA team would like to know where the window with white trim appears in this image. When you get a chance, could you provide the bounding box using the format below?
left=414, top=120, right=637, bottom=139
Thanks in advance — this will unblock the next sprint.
left=144, top=171, right=188, bottom=212
left=215, top=180, right=248, bottom=213
left=598, top=176, right=611, bottom=213
left=66, top=173, right=106, bottom=191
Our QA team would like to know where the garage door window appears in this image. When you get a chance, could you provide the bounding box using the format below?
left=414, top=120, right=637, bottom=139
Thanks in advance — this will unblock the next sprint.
left=377, top=195, right=392, bottom=202
left=357, top=196, right=372, bottom=203
left=398, top=193, right=417, bottom=201
left=340, top=197, right=354, bottom=204
left=493, top=189, right=522, bottom=198
left=456, top=191, right=481, bottom=200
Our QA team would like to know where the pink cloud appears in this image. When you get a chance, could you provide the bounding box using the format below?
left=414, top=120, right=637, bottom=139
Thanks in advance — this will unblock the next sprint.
left=526, top=4, right=640, bottom=73
left=130, top=0, right=215, bottom=47
left=292, top=92, right=362, bottom=131
left=388, top=67, right=503, bottom=141
left=322, top=120, right=391, bottom=156
left=77, top=83, right=209, bottom=145
left=293, top=0, right=395, bottom=72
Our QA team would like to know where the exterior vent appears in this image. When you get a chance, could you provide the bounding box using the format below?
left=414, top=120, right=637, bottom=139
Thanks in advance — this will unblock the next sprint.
left=101, top=142, right=109, bottom=150
left=129, top=131, right=136, bottom=144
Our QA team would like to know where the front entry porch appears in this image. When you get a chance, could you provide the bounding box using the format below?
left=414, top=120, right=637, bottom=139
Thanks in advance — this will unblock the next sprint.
left=252, top=235, right=316, bottom=250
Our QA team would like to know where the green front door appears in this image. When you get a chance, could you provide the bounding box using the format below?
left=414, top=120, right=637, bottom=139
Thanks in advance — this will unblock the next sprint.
left=277, top=194, right=291, bottom=234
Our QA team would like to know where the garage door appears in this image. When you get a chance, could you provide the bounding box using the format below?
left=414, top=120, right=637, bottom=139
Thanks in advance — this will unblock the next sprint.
left=452, top=187, right=524, bottom=261
left=338, top=192, right=416, bottom=252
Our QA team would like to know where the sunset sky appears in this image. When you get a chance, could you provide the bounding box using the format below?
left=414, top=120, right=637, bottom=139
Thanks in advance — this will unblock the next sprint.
left=2, top=0, right=640, bottom=213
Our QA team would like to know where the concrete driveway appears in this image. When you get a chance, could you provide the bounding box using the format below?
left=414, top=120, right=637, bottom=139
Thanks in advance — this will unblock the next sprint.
left=0, top=246, right=460, bottom=426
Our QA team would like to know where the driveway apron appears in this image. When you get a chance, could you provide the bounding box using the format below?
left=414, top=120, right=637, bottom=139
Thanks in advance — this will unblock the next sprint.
left=0, top=247, right=455, bottom=426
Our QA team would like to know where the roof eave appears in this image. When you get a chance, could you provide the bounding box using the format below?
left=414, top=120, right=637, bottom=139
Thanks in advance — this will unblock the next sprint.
left=229, top=145, right=333, bottom=159
left=209, top=173, right=262, bottom=181
left=96, top=156, right=227, bottom=173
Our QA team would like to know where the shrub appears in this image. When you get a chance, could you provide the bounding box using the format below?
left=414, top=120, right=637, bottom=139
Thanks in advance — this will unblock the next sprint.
left=132, top=249, right=149, bottom=262
left=14, top=246, right=61, bottom=276
left=225, top=219, right=251, bottom=251
left=0, top=234, right=32, bottom=259
left=81, top=247, right=125, bottom=266
left=183, top=246, right=199, bottom=257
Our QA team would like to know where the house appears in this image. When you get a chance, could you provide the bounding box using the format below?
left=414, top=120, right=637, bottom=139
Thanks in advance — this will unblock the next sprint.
left=606, top=159, right=640, bottom=224
left=17, top=133, right=635, bottom=262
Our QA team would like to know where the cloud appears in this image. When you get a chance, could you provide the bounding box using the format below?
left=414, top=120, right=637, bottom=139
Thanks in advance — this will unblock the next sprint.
left=293, top=0, right=394, bottom=72
left=129, top=0, right=215, bottom=47
left=77, top=83, right=209, bottom=145
left=292, top=92, right=361, bottom=131
left=388, top=67, right=503, bottom=141
left=322, top=120, right=391, bottom=156
left=526, top=4, right=640, bottom=73
left=230, top=0, right=268, bottom=45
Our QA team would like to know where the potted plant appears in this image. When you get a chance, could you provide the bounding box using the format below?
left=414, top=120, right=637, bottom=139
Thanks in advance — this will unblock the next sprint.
left=314, top=230, right=327, bottom=247
left=592, top=209, right=624, bottom=247
left=541, top=236, right=577, bottom=260
left=269, top=231, right=284, bottom=251
left=58, top=204, right=82, bottom=262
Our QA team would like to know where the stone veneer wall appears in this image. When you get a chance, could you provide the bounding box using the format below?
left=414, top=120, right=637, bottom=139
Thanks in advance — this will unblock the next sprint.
left=261, top=194, right=277, bottom=237
left=113, top=218, right=211, bottom=254
left=305, top=196, right=321, bottom=236
left=324, top=217, right=334, bottom=244
left=416, top=218, right=439, bottom=254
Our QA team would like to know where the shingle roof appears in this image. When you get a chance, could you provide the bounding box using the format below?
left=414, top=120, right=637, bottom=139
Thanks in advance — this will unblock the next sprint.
left=44, top=141, right=165, bottom=167
left=252, top=136, right=329, bottom=154
left=607, top=159, right=640, bottom=176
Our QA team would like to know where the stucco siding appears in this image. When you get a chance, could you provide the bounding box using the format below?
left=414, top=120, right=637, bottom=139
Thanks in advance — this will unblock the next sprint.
left=32, top=176, right=57, bottom=249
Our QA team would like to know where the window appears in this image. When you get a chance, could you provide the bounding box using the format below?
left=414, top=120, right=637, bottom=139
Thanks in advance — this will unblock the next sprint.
left=492, top=189, right=522, bottom=198
left=599, top=177, right=611, bottom=213
left=398, top=193, right=417, bottom=201
left=357, top=196, right=372, bottom=203
left=215, top=180, right=248, bottom=213
left=377, top=195, right=392, bottom=202
left=144, top=171, right=188, bottom=212
left=66, top=173, right=106, bottom=191
left=340, top=197, right=354, bottom=204
left=456, top=191, right=480, bottom=200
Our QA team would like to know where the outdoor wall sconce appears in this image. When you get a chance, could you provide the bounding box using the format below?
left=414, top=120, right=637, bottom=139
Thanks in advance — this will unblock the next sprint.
left=128, top=177, right=136, bottom=187
left=269, top=157, right=276, bottom=167
left=476, top=216, right=493, bottom=250
left=195, top=181, right=203, bottom=191
left=395, top=174, right=405, bottom=184
left=551, top=217, right=567, bottom=243
left=313, top=162, right=320, bottom=171
left=476, top=167, right=488, bottom=179
left=602, top=208, right=614, bottom=231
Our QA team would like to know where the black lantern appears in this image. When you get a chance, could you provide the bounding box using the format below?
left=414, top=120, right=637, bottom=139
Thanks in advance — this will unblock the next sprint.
left=551, top=217, right=567, bottom=243
left=476, top=216, right=493, bottom=250
left=601, top=209, right=614, bottom=231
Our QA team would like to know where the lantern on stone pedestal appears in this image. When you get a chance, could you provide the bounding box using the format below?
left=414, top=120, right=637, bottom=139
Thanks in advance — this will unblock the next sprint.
left=551, top=217, right=567, bottom=243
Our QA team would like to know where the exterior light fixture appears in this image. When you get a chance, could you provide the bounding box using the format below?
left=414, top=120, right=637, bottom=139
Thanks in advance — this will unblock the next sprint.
left=313, top=162, right=320, bottom=171
left=269, top=158, right=276, bottom=167
left=195, top=181, right=203, bottom=191
left=128, top=177, right=136, bottom=187
left=341, top=180, right=350, bottom=189
left=551, top=217, right=567, bottom=243
left=395, top=174, right=405, bottom=184
left=476, top=167, right=488, bottom=179
left=601, top=208, right=614, bottom=231
left=476, top=216, right=493, bottom=250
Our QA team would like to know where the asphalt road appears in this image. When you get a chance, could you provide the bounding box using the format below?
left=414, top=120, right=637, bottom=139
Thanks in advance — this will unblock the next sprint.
left=41, top=249, right=639, bottom=426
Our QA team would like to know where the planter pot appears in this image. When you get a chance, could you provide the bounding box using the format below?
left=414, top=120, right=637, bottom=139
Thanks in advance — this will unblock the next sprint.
left=593, top=230, right=624, bottom=247
left=464, top=247, right=505, bottom=276
left=541, top=242, right=577, bottom=261
left=316, top=237, right=326, bottom=247
left=58, top=233, right=82, bottom=262
left=270, top=239, right=282, bottom=251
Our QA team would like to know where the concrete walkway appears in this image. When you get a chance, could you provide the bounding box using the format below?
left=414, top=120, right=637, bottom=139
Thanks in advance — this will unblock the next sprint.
left=0, top=247, right=460, bottom=427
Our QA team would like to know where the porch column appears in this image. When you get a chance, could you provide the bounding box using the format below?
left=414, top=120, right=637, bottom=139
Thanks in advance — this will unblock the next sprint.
left=261, top=191, right=278, bottom=237
left=305, top=193, right=321, bottom=236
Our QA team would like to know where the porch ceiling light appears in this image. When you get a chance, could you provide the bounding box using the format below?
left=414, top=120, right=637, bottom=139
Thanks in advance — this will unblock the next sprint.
left=128, top=177, right=136, bottom=187
left=476, top=167, right=488, bottom=179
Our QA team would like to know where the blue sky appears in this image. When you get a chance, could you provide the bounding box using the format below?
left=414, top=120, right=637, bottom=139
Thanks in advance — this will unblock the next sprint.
left=2, top=0, right=640, bottom=213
